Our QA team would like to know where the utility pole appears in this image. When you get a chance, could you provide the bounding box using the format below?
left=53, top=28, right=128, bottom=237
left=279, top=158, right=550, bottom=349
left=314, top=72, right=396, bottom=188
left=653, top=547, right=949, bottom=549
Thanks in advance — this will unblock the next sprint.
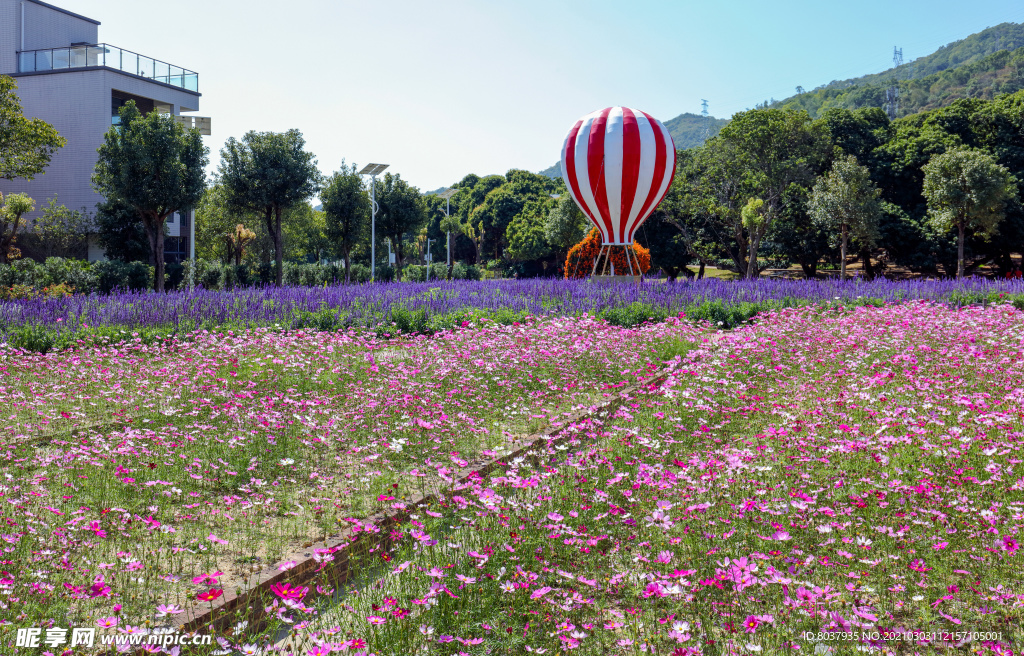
left=885, top=47, right=903, bottom=120
left=700, top=99, right=710, bottom=142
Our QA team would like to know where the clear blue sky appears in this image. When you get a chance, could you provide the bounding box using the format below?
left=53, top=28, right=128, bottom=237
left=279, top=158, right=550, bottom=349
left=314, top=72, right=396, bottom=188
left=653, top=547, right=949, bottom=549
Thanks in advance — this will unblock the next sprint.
left=55, top=0, right=1024, bottom=194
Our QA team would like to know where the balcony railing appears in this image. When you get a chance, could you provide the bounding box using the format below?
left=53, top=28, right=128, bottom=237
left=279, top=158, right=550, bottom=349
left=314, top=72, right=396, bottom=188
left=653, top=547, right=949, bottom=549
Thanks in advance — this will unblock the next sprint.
left=17, top=43, right=198, bottom=92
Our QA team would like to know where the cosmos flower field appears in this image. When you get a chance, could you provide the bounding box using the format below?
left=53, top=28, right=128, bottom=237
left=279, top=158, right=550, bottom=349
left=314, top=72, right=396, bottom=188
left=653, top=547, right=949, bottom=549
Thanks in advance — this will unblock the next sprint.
left=1, top=282, right=1024, bottom=655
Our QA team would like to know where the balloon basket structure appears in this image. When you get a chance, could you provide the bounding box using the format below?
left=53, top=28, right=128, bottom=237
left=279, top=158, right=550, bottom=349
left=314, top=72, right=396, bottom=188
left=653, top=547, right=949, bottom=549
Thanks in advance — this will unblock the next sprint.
left=586, top=243, right=644, bottom=283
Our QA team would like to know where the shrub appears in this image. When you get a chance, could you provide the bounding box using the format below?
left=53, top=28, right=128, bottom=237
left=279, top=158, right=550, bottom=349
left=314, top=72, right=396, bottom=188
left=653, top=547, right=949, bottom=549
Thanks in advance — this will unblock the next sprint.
left=92, top=260, right=151, bottom=294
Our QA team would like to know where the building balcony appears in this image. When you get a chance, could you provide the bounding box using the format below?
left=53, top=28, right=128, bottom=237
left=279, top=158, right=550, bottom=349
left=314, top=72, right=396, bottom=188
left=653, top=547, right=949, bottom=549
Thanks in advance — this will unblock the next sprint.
left=17, top=43, right=198, bottom=93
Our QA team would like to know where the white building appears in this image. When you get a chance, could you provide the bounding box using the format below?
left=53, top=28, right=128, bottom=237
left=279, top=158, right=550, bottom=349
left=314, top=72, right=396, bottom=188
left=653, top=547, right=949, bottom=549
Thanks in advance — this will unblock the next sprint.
left=0, top=0, right=208, bottom=262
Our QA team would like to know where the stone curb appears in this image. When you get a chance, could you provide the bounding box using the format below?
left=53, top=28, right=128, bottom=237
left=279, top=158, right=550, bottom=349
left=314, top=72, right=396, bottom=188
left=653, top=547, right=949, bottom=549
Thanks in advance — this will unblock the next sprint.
left=168, top=359, right=683, bottom=640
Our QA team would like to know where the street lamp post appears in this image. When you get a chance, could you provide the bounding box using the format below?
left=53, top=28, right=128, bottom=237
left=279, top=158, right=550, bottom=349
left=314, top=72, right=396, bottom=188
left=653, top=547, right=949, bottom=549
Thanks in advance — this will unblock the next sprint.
left=425, top=237, right=434, bottom=280
left=359, top=163, right=390, bottom=281
left=438, top=188, right=458, bottom=273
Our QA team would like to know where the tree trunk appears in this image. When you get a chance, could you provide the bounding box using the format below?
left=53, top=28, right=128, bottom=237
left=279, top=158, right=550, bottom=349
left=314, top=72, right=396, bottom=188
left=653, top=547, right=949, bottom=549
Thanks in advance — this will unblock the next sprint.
left=274, top=207, right=284, bottom=286
left=840, top=224, right=848, bottom=281
left=859, top=247, right=875, bottom=280
left=395, top=242, right=404, bottom=282
left=957, top=223, right=965, bottom=280
left=800, top=261, right=817, bottom=279
left=343, top=245, right=351, bottom=284
left=746, top=235, right=760, bottom=280
left=697, top=262, right=705, bottom=280
left=147, top=219, right=166, bottom=293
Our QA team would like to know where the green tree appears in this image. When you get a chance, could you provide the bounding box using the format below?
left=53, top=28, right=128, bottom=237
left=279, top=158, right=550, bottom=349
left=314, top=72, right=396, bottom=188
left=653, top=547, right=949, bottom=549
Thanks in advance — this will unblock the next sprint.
left=93, top=101, right=208, bottom=291
left=657, top=148, right=729, bottom=277
left=716, top=108, right=828, bottom=278
left=0, top=75, right=65, bottom=181
left=24, top=197, right=90, bottom=260
left=0, top=192, right=34, bottom=263
left=807, top=155, right=883, bottom=279
left=373, top=172, right=426, bottom=281
left=218, top=129, right=321, bottom=285
left=194, top=183, right=252, bottom=262
left=321, top=161, right=369, bottom=283
left=922, top=146, right=1017, bottom=278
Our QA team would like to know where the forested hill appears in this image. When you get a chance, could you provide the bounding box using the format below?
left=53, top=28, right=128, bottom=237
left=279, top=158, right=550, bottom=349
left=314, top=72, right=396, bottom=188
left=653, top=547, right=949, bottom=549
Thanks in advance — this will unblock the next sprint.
left=770, top=22, right=1024, bottom=118
left=538, top=112, right=727, bottom=178
left=538, top=21, right=1024, bottom=178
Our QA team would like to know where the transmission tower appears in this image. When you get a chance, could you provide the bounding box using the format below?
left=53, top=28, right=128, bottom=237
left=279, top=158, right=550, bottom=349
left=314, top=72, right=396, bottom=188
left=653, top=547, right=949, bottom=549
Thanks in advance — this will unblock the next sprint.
left=700, top=99, right=710, bottom=141
left=885, top=46, right=903, bottom=120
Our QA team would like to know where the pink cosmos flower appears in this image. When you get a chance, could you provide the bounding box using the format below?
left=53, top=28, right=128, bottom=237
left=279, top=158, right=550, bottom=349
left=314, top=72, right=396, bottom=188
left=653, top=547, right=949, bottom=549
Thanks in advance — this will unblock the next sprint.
left=90, top=582, right=112, bottom=598
left=271, top=583, right=307, bottom=601
left=196, top=589, right=223, bottom=602
left=191, top=572, right=224, bottom=585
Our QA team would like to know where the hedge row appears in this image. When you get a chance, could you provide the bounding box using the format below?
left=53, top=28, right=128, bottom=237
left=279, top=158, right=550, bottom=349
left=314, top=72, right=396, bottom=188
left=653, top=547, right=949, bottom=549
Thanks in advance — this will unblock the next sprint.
left=0, top=258, right=483, bottom=294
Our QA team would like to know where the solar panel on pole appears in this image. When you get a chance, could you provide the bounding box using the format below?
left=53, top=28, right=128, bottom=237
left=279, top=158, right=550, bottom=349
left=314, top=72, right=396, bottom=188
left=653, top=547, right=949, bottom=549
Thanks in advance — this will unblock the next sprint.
left=359, top=164, right=389, bottom=281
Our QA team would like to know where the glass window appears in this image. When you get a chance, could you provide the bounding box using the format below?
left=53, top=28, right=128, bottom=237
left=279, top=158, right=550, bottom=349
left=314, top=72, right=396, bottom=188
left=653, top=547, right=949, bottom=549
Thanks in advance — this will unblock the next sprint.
left=18, top=52, right=35, bottom=72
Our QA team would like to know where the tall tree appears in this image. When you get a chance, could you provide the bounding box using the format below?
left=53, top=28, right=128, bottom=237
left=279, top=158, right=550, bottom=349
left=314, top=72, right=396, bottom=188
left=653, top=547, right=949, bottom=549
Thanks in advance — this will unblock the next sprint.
left=374, top=172, right=426, bottom=281
left=93, top=101, right=208, bottom=291
left=0, top=192, right=34, bottom=263
left=922, top=147, right=1017, bottom=278
left=218, top=130, right=320, bottom=285
left=321, top=161, right=369, bottom=283
left=0, top=75, right=65, bottom=181
left=716, top=108, right=828, bottom=278
left=807, top=155, right=883, bottom=279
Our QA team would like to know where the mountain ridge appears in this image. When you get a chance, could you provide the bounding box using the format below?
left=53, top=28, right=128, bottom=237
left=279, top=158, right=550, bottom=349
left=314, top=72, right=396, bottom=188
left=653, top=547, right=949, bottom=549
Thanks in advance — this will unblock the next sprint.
left=538, top=21, right=1024, bottom=178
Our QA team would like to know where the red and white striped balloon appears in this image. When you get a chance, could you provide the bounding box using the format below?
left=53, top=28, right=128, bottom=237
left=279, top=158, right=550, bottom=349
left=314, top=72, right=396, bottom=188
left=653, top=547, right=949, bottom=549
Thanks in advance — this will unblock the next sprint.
left=560, top=107, right=676, bottom=245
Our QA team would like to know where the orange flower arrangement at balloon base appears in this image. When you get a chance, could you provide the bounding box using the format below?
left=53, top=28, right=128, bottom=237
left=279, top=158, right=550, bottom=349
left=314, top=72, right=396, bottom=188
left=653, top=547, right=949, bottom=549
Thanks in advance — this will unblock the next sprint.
left=564, top=228, right=651, bottom=279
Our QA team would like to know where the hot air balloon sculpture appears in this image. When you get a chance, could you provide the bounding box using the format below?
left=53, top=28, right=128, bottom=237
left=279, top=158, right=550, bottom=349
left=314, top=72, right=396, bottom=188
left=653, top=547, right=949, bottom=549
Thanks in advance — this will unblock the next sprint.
left=560, top=107, right=676, bottom=277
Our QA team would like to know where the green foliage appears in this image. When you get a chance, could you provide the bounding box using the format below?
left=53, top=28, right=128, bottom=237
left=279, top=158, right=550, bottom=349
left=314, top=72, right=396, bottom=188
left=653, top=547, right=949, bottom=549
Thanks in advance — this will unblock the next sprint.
left=95, top=197, right=151, bottom=263
left=598, top=302, right=670, bottom=327
left=373, top=173, right=426, bottom=281
left=91, top=260, right=153, bottom=294
left=93, top=101, right=208, bottom=291
left=217, top=129, right=321, bottom=285
left=922, top=146, right=1018, bottom=277
left=20, top=198, right=90, bottom=261
left=715, top=109, right=828, bottom=278
left=321, top=161, right=370, bottom=281
left=772, top=24, right=1024, bottom=118
left=543, top=195, right=589, bottom=261
left=0, top=75, right=65, bottom=181
left=506, top=200, right=552, bottom=262
left=808, top=155, right=883, bottom=278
